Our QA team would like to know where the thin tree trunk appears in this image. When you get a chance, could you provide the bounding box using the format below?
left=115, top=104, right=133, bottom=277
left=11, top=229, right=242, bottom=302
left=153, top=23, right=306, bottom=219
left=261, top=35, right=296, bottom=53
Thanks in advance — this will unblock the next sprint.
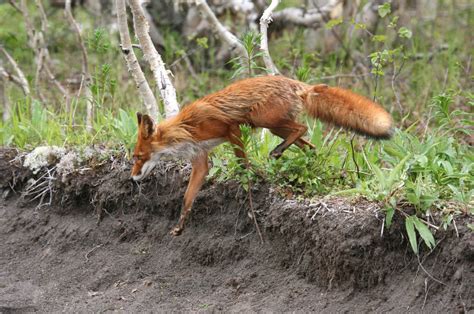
left=128, top=0, right=179, bottom=118
left=259, top=0, right=280, bottom=75
left=65, top=0, right=93, bottom=131
left=0, top=59, right=11, bottom=122
left=116, top=0, right=159, bottom=119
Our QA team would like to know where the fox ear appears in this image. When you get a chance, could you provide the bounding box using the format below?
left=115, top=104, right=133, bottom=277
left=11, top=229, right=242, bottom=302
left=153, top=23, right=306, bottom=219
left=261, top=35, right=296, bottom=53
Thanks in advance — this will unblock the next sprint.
left=313, top=84, right=329, bottom=93
left=141, top=114, right=155, bottom=139
left=137, top=112, right=143, bottom=125
left=297, top=88, right=316, bottom=100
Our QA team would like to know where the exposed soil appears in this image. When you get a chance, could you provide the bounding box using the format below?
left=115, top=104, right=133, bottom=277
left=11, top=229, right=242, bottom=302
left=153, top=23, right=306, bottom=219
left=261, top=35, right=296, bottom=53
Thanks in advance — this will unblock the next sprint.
left=0, top=148, right=472, bottom=312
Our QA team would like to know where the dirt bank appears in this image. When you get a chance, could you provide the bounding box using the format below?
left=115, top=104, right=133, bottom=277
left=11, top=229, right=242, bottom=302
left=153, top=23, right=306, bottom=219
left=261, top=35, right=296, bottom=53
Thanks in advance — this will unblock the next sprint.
left=0, top=148, right=472, bottom=312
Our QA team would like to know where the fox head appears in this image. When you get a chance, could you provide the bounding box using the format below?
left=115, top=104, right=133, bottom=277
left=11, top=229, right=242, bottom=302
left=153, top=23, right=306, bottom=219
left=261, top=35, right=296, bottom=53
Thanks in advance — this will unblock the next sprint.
left=131, top=112, right=197, bottom=181
left=131, top=112, right=160, bottom=181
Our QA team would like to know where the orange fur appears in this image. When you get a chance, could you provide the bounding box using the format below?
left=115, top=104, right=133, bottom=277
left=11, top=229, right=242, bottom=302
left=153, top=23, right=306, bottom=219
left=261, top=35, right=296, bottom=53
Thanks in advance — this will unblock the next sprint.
left=299, top=84, right=393, bottom=138
left=131, top=75, right=394, bottom=235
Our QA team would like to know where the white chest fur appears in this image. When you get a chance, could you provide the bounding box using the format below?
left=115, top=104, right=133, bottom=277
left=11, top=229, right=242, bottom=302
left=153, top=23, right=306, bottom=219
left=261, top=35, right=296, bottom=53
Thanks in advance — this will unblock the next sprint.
left=133, top=138, right=225, bottom=181
left=156, top=138, right=226, bottom=161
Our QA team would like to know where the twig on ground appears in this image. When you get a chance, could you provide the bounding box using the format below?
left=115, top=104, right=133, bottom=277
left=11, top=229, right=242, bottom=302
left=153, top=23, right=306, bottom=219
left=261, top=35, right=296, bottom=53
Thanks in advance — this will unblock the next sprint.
left=422, top=278, right=430, bottom=310
left=85, top=244, right=104, bottom=261
left=247, top=179, right=264, bottom=244
left=417, top=254, right=447, bottom=286
left=23, top=166, right=57, bottom=210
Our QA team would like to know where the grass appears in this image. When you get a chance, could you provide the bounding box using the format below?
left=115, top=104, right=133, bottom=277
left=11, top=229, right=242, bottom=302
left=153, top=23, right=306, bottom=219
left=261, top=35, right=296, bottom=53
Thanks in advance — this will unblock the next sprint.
left=0, top=2, right=472, bottom=253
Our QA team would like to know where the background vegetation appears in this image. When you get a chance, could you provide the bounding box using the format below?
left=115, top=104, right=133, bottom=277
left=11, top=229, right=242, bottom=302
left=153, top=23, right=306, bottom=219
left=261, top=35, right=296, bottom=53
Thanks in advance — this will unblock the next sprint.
left=0, top=1, right=472, bottom=253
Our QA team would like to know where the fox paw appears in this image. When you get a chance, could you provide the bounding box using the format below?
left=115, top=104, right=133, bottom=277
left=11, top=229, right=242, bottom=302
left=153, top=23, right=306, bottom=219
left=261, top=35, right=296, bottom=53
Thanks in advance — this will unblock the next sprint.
left=170, top=226, right=183, bottom=236
left=270, top=150, right=282, bottom=159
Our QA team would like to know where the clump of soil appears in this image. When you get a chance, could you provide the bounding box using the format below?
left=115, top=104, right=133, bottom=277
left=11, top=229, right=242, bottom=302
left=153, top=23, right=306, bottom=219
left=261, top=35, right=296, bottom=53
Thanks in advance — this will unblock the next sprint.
left=0, top=148, right=472, bottom=312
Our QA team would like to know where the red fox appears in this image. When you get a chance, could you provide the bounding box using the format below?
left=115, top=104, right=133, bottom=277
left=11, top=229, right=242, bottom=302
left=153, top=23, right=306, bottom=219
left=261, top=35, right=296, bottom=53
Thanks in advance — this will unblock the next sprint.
left=131, top=75, right=393, bottom=235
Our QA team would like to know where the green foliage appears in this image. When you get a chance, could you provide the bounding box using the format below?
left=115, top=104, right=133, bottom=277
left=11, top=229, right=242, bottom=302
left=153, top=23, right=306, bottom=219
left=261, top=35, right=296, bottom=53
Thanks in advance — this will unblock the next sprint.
left=325, top=18, right=343, bottom=29
left=405, top=215, right=436, bottom=254
left=229, top=31, right=266, bottom=78
left=378, top=3, right=391, bottom=18
left=196, top=37, right=209, bottom=49
left=398, top=27, right=413, bottom=39
left=0, top=99, right=138, bottom=152
left=87, top=28, right=112, bottom=54
left=430, top=92, right=473, bottom=136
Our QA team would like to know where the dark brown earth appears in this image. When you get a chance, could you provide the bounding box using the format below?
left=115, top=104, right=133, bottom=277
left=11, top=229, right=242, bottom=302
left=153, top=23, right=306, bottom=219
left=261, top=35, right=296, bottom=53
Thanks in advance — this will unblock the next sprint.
left=0, top=148, right=472, bottom=312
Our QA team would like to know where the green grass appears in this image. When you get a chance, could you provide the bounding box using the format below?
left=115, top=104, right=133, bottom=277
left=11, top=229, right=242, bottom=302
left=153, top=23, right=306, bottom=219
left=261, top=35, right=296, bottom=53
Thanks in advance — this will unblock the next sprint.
left=0, top=2, right=472, bottom=253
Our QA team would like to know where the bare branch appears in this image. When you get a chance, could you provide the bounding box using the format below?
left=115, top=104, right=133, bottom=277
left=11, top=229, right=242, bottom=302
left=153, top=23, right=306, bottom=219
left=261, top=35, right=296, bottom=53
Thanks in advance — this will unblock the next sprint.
left=0, top=46, right=30, bottom=95
left=65, top=0, right=93, bottom=131
left=0, top=60, right=10, bottom=122
left=259, top=0, right=280, bottom=75
left=116, top=0, right=158, bottom=118
left=35, top=0, right=68, bottom=99
left=8, top=0, right=21, bottom=12
left=194, top=0, right=247, bottom=58
left=128, top=0, right=179, bottom=118
left=272, top=0, right=341, bottom=28
left=15, top=0, right=68, bottom=102
left=18, top=0, right=36, bottom=49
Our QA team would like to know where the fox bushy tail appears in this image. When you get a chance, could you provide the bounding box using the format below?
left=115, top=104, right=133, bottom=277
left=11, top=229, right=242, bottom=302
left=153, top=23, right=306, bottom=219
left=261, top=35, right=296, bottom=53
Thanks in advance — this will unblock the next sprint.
left=299, top=84, right=394, bottom=139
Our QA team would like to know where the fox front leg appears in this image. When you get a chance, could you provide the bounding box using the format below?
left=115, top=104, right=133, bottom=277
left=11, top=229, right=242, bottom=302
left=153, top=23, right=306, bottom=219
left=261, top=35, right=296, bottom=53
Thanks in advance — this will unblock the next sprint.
left=170, top=152, right=209, bottom=236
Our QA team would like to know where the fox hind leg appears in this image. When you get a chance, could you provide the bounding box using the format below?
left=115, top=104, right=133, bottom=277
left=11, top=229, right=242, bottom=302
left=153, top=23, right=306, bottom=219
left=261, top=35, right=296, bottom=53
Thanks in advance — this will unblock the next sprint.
left=268, top=121, right=309, bottom=159
left=227, top=125, right=247, bottom=164
left=269, top=128, right=315, bottom=151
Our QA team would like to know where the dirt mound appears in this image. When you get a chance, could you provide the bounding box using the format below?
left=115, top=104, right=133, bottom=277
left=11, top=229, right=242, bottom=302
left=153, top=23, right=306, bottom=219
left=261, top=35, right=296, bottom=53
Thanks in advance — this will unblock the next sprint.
left=0, top=148, right=472, bottom=312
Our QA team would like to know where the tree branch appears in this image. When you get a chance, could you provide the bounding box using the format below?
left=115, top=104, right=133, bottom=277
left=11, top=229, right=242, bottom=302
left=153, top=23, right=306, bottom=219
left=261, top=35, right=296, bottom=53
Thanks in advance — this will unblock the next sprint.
left=0, top=46, right=30, bottom=95
left=0, top=59, right=10, bottom=122
left=116, top=0, right=158, bottom=119
left=128, top=0, right=179, bottom=119
left=65, top=0, right=93, bottom=131
left=272, top=0, right=341, bottom=28
left=14, top=0, right=69, bottom=102
left=259, top=0, right=280, bottom=75
left=194, top=0, right=247, bottom=58
left=35, top=0, right=69, bottom=100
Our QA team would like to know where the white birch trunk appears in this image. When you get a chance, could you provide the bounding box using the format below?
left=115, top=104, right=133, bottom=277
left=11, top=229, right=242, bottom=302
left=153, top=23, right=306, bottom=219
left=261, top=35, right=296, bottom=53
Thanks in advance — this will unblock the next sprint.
left=259, top=0, right=280, bottom=75
left=128, top=0, right=179, bottom=119
left=116, top=0, right=159, bottom=119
